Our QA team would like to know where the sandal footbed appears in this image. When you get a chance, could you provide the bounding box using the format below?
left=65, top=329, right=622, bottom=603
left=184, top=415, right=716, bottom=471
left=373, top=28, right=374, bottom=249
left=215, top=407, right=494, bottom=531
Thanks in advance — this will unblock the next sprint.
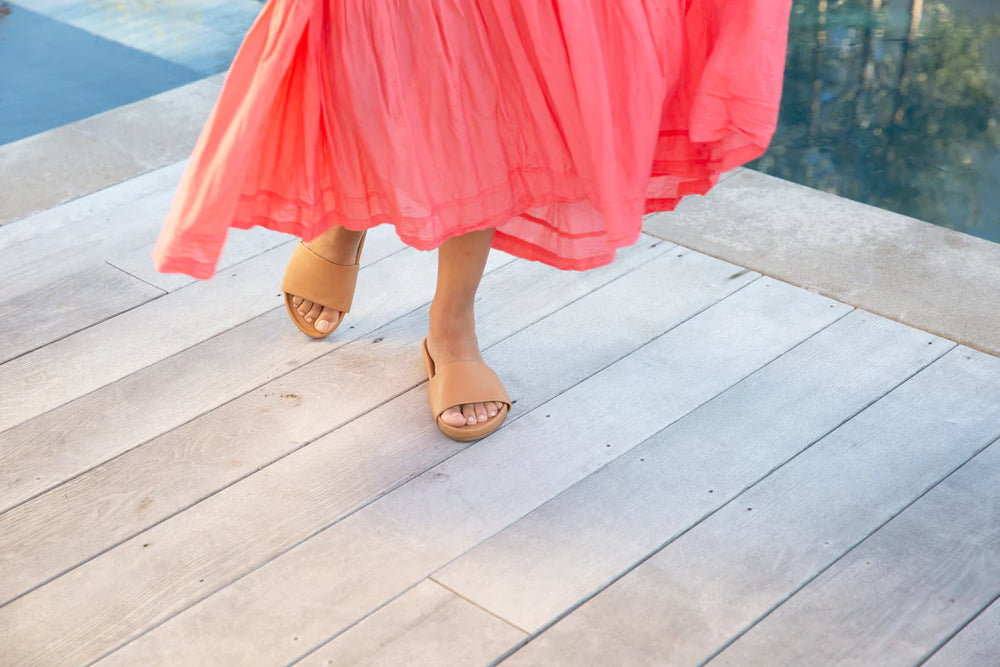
left=283, top=295, right=346, bottom=339
left=437, top=404, right=509, bottom=442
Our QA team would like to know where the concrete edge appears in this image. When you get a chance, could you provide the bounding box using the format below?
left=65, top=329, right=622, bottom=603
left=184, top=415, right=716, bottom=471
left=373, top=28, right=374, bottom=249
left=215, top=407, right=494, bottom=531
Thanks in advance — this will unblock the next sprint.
left=0, top=73, right=225, bottom=226
left=642, top=169, right=1000, bottom=357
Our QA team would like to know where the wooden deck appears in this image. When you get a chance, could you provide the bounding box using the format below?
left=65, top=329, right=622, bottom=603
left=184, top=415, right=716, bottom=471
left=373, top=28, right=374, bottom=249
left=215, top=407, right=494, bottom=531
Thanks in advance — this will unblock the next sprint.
left=1, top=162, right=998, bottom=666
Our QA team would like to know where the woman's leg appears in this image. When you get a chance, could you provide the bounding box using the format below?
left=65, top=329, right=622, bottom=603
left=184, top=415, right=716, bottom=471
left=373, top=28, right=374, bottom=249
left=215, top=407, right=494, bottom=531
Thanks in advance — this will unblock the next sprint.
left=426, top=227, right=504, bottom=427
left=290, top=225, right=366, bottom=333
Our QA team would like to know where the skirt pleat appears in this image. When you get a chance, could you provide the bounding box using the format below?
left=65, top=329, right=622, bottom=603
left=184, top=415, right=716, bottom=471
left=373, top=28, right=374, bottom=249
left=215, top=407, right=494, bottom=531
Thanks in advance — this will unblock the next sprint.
left=153, top=0, right=792, bottom=278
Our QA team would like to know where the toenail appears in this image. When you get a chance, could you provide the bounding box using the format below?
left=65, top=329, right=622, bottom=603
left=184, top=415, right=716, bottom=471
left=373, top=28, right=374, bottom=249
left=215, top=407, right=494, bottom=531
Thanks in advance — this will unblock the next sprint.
left=306, top=317, right=313, bottom=322
left=317, top=320, right=329, bottom=331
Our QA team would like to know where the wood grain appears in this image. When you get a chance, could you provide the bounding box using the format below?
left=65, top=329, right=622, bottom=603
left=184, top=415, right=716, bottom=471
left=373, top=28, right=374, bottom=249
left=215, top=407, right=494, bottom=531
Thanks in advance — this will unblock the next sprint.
left=297, top=579, right=525, bottom=666
left=433, top=310, right=949, bottom=633
left=79, top=273, right=842, bottom=667
left=711, top=440, right=1000, bottom=666
left=0, top=232, right=454, bottom=516
left=924, top=595, right=1000, bottom=667
left=0, top=224, right=405, bottom=434
left=2, top=244, right=774, bottom=667
left=108, top=226, right=293, bottom=293
left=503, top=346, right=1000, bottom=666
left=0, top=263, right=164, bottom=364
left=0, top=162, right=185, bottom=300
left=0, top=237, right=663, bottom=606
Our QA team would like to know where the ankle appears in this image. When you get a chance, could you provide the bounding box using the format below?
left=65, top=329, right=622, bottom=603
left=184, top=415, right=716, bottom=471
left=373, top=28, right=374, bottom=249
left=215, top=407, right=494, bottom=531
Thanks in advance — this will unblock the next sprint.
left=304, top=226, right=364, bottom=265
left=427, top=304, right=481, bottom=359
left=429, top=302, right=475, bottom=333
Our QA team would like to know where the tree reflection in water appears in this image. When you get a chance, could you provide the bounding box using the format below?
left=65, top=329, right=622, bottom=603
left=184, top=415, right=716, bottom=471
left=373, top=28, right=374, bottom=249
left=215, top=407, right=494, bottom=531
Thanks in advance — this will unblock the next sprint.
left=751, top=0, right=1000, bottom=242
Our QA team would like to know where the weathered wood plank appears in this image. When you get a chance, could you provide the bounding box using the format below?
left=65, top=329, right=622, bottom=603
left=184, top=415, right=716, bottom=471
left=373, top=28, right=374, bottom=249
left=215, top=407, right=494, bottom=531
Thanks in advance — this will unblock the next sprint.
left=432, top=310, right=951, bottom=633
left=107, top=226, right=293, bottom=292
left=78, top=275, right=847, bottom=667
left=502, top=346, right=1000, bottom=666
left=296, top=580, right=525, bottom=666
left=0, top=237, right=667, bottom=605
left=0, top=263, right=164, bottom=363
left=1, top=245, right=772, bottom=667
left=925, top=595, right=1000, bottom=667
left=0, top=230, right=507, bottom=516
left=710, top=440, right=1000, bottom=667
left=0, top=223, right=405, bottom=435
left=0, top=162, right=186, bottom=298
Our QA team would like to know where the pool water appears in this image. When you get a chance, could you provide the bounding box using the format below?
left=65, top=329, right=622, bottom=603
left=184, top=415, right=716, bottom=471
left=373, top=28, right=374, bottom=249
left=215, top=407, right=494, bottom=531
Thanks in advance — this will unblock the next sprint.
left=751, top=0, right=1000, bottom=243
left=0, top=0, right=263, bottom=145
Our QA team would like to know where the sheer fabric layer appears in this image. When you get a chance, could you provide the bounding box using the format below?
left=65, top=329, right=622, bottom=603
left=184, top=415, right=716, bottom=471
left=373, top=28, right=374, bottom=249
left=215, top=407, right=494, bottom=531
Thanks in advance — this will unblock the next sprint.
left=154, top=0, right=792, bottom=278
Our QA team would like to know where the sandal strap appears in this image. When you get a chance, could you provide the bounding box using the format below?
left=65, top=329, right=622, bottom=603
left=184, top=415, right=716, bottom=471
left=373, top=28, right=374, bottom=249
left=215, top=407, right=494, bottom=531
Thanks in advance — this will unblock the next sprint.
left=281, top=242, right=360, bottom=313
left=428, top=360, right=511, bottom=418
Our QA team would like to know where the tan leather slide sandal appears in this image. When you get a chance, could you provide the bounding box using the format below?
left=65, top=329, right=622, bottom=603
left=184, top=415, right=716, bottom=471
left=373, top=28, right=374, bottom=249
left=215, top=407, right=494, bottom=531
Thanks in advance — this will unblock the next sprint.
left=421, top=337, right=511, bottom=442
left=281, top=231, right=367, bottom=339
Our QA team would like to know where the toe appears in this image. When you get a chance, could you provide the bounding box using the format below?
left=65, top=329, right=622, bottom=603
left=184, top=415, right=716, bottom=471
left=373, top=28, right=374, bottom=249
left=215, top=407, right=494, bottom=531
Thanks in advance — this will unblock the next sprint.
left=315, top=307, right=341, bottom=332
left=441, top=406, right=466, bottom=427
left=297, top=298, right=313, bottom=316
left=304, top=302, right=322, bottom=323
left=461, top=403, right=477, bottom=426
left=291, top=295, right=303, bottom=307
left=486, top=402, right=498, bottom=418
left=474, top=403, right=488, bottom=423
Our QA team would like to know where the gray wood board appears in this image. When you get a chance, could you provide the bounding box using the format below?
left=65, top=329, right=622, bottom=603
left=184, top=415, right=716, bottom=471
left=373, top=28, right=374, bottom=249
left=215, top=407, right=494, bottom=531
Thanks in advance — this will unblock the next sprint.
left=108, top=225, right=294, bottom=293
left=0, top=225, right=409, bottom=511
left=0, top=248, right=446, bottom=600
left=0, top=223, right=405, bottom=435
left=0, top=238, right=672, bottom=633
left=710, top=439, right=1000, bottom=666
left=924, top=595, right=1000, bottom=667
left=502, top=346, right=1000, bottom=666
left=296, top=579, right=525, bottom=666
left=0, top=237, right=657, bottom=604
left=0, top=242, right=516, bottom=520
left=0, top=263, right=164, bottom=363
left=0, top=162, right=186, bottom=300
left=433, top=310, right=950, bottom=633
left=3, top=246, right=763, bottom=666
left=84, top=274, right=845, bottom=666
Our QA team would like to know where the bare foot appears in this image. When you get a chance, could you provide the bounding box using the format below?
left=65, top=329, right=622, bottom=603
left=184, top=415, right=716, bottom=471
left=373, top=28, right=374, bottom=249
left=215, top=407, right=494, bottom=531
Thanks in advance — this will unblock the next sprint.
left=426, top=305, right=503, bottom=428
left=290, top=226, right=366, bottom=332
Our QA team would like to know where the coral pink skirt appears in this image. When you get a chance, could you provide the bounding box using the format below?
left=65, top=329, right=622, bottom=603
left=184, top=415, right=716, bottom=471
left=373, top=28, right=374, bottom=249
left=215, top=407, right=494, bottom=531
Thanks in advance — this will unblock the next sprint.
left=153, top=0, right=792, bottom=278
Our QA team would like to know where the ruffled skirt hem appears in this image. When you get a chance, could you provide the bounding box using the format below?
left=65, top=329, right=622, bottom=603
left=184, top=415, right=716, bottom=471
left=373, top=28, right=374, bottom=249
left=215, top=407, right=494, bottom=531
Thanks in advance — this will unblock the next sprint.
left=153, top=0, right=791, bottom=278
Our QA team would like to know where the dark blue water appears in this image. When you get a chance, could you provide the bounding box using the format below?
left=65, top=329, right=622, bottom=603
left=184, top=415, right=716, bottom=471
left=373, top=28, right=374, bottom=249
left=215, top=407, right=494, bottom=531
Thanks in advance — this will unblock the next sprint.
left=0, top=3, right=203, bottom=145
left=751, top=0, right=1000, bottom=243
